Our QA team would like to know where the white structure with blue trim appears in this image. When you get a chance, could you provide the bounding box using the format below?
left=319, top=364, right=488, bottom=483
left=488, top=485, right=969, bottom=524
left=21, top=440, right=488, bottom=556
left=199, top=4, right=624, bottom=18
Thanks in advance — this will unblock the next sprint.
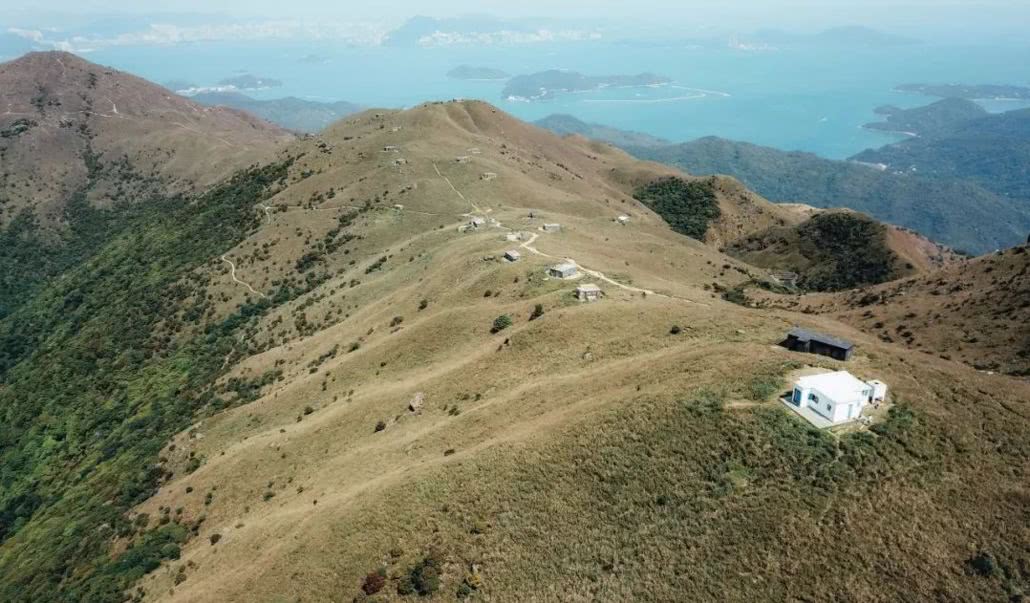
left=789, top=370, right=883, bottom=426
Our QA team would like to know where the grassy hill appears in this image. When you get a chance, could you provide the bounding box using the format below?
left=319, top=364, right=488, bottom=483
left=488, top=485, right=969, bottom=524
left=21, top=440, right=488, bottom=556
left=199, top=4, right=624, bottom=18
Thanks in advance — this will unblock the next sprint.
left=751, top=242, right=1030, bottom=376
left=725, top=211, right=910, bottom=291
left=631, top=136, right=1030, bottom=254
left=0, top=59, right=1027, bottom=603
left=0, top=51, right=293, bottom=322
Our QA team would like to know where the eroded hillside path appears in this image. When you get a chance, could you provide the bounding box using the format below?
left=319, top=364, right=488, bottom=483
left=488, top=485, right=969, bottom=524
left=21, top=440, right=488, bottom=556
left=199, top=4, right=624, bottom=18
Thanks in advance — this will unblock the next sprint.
left=519, top=233, right=659, bottom=297
left=431, top=160, right=708, bottom=304
left=222, top=254, right=266, bottom=297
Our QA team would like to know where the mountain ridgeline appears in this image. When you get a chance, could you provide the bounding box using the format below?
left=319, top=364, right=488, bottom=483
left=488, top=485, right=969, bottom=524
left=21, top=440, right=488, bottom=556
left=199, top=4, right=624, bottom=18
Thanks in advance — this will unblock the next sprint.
left=0, top=52, right=1027, bottom=603
left=538, top=111, right=1030, bottom=254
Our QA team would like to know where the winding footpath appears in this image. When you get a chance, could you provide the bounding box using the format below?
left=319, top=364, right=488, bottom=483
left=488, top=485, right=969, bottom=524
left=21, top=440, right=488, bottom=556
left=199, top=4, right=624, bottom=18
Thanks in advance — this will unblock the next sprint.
left=222, top=255, right=266, bottom=298
left=518, top=233, right=658, bottom=297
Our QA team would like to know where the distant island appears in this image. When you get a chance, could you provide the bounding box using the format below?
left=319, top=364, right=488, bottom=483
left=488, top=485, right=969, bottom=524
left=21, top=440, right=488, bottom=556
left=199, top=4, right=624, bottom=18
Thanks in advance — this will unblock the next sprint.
left=190, top=92, right=362, bottom=133
left=896, top=83, right=1030, bottom=100
left=863, top=98, right=988, bottom=137
left=447, top=65, right=510, bottom=80
left=216, top=74, right=283, bottom=90
left=503, top=70, right=671, bottom=101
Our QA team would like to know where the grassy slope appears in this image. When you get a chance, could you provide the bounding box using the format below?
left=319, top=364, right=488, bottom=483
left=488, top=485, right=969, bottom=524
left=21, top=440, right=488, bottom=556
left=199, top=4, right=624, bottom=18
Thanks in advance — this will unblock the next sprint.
left=0, top=162, right=300, bottom=602
left=1, top=100, right=1028, bottom=603
left=631, top=137, right=1030, bottom=254
left=751, top=243, right=1030, bottom=376
left=725, top=211, right=910, bottom=291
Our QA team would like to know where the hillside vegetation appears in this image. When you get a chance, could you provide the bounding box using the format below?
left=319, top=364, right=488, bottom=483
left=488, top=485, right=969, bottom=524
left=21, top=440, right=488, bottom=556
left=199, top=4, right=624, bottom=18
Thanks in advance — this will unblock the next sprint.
left=854, top=107, right=1030, bottom=201
left=633, top=176, right=721, bottom=240
left=631, top=136, right=1030, bottom=253
left=0, top=162, right=295, bottom=601
left=863, top=98, right=988, bottom=137
left=0, top=55, right=1027, bottom=603
left=726, top=211, right=910, bottom=291
left=752, top=242, right=1030, bottom=376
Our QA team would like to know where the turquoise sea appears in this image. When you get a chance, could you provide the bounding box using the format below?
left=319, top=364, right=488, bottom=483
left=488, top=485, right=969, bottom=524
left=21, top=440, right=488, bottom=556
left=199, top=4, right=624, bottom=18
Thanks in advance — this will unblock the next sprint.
left=87, top=39, right=1030, bottom=159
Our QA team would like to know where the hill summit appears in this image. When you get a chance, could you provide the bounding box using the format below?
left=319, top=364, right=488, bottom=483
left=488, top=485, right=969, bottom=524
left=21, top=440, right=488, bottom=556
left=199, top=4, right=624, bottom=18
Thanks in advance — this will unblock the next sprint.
left=0, top=54, right=1027, bottom=603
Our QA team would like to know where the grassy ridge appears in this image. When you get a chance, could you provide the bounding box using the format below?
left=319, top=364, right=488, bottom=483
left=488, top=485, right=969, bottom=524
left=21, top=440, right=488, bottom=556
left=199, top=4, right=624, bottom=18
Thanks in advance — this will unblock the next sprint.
left=0, top=161, right=293, bottom=602
left=726, top=211, right=904, bottom=291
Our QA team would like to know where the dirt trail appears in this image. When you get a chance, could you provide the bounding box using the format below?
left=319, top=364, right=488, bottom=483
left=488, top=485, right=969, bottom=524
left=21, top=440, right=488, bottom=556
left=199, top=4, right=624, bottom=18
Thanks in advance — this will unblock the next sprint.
left=434, top=162, right=482, bottom=214
left=221, top=254, right=266, bottom=297
left=519, top=232, right=657, bottom=296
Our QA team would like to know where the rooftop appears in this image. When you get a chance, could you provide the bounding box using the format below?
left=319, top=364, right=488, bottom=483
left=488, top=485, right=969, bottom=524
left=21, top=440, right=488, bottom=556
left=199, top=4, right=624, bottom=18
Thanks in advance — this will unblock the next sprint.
left=795, top=370, right=869, bottom=401
left=576, top=284, right=601, bottom=292
left=788, top=327, right=854, bottom=351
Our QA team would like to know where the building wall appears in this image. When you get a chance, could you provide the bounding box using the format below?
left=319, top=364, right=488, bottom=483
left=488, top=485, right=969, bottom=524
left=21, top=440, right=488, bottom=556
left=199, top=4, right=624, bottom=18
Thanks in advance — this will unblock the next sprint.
left=793, top=385, right=864, bottom=424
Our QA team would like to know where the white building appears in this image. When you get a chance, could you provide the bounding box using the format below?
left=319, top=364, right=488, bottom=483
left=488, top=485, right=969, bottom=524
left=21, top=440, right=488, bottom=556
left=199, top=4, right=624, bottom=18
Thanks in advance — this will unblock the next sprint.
left=542, top=223, right=562, bottom=233
left=575, top=284, right=602, bottom=302
left=548, top=261, right=578, bottom=279
left=616, top=215, right=630, bottom=224
left=504, top=250, right=521, bottom=262
left=788, top=371, right=878, bottom=426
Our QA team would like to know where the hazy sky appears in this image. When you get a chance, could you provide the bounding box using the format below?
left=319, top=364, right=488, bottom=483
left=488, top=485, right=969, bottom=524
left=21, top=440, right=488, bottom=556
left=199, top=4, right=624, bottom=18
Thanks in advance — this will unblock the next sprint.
left=9, top=0, right=1030, bottom=41
left=11, top=0, right=1030, bottom=24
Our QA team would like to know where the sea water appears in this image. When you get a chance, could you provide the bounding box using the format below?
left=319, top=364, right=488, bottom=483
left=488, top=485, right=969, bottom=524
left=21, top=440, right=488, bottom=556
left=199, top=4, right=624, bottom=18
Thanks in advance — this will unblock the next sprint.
left=87, top=39, right=1030, bottom=159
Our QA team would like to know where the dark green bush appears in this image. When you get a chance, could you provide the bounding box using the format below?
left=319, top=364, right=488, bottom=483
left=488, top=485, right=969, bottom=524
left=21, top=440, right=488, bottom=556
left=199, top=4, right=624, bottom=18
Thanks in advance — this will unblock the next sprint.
left=633, top=177, right=720, bottom=240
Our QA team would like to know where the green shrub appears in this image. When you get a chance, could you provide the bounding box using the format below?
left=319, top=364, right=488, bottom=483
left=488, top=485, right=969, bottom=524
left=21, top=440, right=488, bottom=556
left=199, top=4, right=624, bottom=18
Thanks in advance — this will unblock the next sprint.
left=398, top=554, right=443, bottom=596
left=491, top=314, right=513, bottom=333
left=633, top=177, right=720, bottom=240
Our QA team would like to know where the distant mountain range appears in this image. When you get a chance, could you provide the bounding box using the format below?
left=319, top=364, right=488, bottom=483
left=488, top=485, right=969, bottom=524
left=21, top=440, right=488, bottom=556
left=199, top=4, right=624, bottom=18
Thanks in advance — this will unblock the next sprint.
left=190, top=92, right=363, bottom=133
left=853, top=105, right=1030, bottom=201
left=504, top=70, right=670, bottom=101
left=534, top=114, right=670, bottom=148
left=537, top=111, right=1030, bottom=253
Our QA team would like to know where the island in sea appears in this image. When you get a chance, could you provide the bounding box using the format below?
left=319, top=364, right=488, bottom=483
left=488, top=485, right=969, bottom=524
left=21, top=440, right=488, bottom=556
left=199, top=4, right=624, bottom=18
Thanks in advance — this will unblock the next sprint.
left=897, top=83, right=1030, bottom=100
left=862, top=98, right=988, bottom=137
left=216, top=74, right=283, bottom=90
left=502, top=70, right=671, bottom=101
left=447, top=65, right=510, bottom=80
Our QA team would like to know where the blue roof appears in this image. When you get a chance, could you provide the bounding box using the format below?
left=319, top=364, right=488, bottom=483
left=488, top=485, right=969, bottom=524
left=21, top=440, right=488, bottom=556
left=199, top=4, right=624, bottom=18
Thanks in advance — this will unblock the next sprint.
left=788, top=327, right=854, bottom=351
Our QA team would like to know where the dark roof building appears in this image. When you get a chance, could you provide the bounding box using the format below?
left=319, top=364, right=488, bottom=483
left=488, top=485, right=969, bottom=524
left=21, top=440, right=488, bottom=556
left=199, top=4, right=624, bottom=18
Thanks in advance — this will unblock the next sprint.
left=784, top=327, right=855, bottom=361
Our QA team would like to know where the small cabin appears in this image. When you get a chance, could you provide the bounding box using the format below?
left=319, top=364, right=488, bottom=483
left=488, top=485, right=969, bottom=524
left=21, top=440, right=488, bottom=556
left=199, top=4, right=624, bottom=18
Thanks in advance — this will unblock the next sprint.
left=616, top=215, right=630, bottom=224
left=575, top=284, right=602, bottom=302
left=788, top=371, right=876, bottom=426
left=481, top=172, right=498, bottom=181
left=504, top=250, right=521, bottom=262
left=455, top=156, right=471, bottom=164
left=469, top=216, right=486, bottom=228
left=548, top=261, right=578, bottom=279
left=784, top=327, right=854, bottom=361
left=383, top=145, right=400, bottom=152
left=542, top=223, right=562, bottom=233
